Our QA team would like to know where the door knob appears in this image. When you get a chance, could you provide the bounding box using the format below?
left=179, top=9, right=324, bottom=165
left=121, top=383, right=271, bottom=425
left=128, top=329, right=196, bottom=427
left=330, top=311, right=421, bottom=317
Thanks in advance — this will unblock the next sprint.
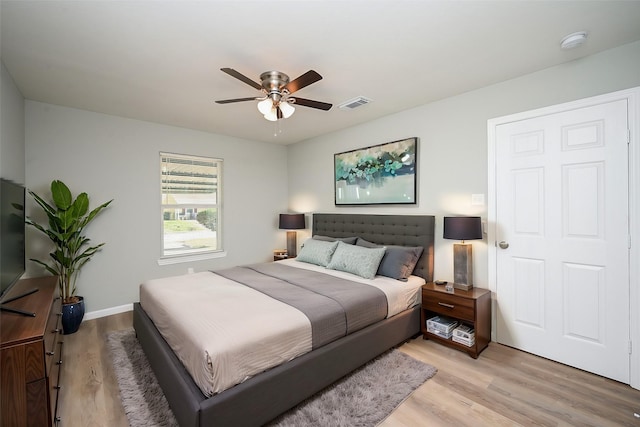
left=498, top=241, right=509, bottom=249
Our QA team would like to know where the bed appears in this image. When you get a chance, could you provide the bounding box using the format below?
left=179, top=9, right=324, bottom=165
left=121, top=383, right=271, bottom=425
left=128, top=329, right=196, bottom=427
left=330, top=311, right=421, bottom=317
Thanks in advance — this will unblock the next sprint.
left=133, top=213, right=435, bottom=427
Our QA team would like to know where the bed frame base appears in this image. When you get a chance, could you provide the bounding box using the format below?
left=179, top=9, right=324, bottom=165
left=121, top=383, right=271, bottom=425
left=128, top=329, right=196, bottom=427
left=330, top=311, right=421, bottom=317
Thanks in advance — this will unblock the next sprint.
left=134, top=302, right=420, bottom=427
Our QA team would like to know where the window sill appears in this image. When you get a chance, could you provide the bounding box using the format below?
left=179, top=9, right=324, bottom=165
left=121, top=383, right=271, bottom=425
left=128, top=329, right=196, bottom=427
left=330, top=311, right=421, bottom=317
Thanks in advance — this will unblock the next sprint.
left=157, top=251, right=227, bottom=266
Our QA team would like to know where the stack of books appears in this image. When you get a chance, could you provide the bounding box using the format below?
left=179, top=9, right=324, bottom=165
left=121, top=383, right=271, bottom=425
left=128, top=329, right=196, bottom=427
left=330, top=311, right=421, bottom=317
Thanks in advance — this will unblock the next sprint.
left=426, top=315, right=459, bottom=339
left=452, top=324, right=476, bottom=347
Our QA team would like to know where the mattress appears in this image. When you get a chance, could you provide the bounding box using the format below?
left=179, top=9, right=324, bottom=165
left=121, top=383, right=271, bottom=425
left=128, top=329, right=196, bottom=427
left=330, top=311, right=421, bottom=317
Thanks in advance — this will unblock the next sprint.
left=139, top=261, right=424, bottom=397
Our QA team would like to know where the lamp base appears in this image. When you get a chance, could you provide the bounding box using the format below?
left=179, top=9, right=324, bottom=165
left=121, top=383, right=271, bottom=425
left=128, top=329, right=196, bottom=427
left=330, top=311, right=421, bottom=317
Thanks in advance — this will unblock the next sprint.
left=286, top=231, right=298, bottom=258
left=453, top=243, right=473, bottom=291
left=453, top=282, right=474, bottom=291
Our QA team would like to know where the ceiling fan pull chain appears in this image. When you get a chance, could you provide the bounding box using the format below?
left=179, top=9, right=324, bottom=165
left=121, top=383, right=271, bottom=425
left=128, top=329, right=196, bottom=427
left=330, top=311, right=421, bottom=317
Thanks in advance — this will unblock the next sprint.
left=273, top=119, right=282, bottom=137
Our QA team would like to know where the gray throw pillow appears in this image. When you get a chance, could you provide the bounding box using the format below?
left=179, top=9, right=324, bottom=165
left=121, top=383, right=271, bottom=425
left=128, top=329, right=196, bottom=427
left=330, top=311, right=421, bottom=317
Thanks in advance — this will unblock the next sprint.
left=356, top=238, right=424, bottom=281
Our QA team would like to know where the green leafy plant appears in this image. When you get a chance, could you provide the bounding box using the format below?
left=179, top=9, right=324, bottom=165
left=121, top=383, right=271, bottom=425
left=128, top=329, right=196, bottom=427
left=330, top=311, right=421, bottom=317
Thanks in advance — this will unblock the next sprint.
left=26, top=180, right=113, bottom=304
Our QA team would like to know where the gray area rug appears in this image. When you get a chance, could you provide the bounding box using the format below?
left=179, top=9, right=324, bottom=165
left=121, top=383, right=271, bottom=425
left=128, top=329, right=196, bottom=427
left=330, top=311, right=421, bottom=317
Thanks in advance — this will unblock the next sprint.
left=106, top=328, right=437, bottom=427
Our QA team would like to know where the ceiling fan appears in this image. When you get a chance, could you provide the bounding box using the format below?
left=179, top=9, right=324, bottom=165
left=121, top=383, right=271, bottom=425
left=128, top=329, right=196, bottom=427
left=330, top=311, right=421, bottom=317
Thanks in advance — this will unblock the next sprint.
left=215, top=68, right=332, bottom=121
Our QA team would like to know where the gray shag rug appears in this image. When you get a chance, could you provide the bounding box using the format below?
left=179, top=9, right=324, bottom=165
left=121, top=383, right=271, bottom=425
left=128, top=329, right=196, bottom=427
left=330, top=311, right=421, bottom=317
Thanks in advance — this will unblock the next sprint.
left=106, top=328, right=437, bottom=427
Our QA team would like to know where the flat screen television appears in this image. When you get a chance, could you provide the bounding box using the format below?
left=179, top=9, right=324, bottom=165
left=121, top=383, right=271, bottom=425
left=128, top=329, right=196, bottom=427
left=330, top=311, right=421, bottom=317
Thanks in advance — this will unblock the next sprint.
left=0, top=178, right=37, bottom=316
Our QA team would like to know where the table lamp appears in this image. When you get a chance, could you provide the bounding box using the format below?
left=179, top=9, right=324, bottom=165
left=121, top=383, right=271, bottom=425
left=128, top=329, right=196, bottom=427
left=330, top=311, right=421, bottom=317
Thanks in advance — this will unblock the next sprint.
left=279, top=213, right=305, bottom=258
left=443, top=216, right=482, bottom=290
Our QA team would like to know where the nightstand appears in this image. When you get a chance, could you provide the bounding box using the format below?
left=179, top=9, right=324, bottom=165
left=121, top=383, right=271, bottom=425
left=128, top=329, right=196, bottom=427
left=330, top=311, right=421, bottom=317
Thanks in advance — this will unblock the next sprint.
left=273, top=249, right=289, bottom=261
left=420, top=283, right=491, bottom=358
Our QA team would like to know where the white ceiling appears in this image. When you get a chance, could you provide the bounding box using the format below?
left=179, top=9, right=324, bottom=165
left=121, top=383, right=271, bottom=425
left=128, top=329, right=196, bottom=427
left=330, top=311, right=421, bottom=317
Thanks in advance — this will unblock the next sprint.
left=2, top=1, right=640, bottom=145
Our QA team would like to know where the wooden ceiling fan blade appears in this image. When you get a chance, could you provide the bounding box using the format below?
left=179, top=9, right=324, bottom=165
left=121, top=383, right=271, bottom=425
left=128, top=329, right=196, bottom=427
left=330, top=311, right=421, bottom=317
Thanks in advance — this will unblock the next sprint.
left=292, top=97, right=332, bottom=111
left=215, top=97, right=258, bottom=104
left=284, top=70, right=322, bottom=94
left=220, top=68, right=262, bottom=90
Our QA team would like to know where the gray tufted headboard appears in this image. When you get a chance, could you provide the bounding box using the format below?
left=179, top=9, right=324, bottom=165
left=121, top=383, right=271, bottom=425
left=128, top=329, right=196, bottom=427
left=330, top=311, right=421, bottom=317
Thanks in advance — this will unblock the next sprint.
left=312, top=213, right=435, bottom=282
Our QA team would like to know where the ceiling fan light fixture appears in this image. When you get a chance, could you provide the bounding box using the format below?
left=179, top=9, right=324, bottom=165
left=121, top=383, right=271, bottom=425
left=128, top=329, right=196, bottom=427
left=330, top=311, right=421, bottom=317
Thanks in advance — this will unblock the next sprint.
left=257, top=98, right=273, bottom=115
left=264, top=107, right=278, bottom=121
left=279, top=101, right=295, bottom=119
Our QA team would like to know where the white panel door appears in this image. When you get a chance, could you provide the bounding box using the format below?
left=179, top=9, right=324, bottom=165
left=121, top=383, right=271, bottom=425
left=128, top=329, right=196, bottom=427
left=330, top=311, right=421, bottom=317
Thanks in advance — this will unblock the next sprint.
left=495, top=99, right=630, bottom=382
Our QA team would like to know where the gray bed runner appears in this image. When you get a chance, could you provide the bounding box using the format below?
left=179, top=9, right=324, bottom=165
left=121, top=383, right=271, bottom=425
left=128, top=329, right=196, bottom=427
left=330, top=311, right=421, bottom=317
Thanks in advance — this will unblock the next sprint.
left=213, top=263, right=388, bottom=348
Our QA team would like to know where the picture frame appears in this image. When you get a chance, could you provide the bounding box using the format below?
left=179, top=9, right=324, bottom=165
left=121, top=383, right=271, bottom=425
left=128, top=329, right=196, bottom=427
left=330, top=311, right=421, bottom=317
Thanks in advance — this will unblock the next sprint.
left=334, top=137, right=417, bottom=205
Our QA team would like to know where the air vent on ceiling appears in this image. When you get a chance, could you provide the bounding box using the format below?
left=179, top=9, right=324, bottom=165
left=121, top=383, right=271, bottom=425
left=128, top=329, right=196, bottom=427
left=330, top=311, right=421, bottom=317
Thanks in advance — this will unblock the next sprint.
left=338, top=96, right=372, bottom=110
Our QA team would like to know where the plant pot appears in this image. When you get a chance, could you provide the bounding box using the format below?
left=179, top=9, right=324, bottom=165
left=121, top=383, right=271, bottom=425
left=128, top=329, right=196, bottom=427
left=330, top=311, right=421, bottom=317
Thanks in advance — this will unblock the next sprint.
left=61, top=296, right=85, bottom=335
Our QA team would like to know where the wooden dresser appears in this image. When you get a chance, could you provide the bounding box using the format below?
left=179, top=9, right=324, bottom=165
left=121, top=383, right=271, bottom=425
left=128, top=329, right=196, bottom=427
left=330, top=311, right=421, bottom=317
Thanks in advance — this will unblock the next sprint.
left=1, top=276, right=63, bottom=426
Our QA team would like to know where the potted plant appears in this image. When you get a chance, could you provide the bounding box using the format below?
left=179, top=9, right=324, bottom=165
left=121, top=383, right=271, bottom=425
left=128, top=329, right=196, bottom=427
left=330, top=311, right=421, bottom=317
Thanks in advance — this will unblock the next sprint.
left=26, top=180, right=112, bottom=334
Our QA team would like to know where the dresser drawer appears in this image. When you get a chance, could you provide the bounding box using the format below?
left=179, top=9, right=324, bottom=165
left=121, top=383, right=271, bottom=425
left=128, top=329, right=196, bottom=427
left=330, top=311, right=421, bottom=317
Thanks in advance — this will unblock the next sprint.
left=49, top=341, right=63, bottom=425
left=26, top=377, right=50, bottom=426
left=44, top=298, right=62, bottom=376
left=422, top=291, right=474, bottom=321
left=25, top=341, right=46, bottom=382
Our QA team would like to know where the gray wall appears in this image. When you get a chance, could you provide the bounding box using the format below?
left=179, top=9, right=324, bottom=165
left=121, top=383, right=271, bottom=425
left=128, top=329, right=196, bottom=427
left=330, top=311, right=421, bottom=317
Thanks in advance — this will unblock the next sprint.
left=288, top=40, right=640, bottom=287
left=25, top=102, right=289, bottom=313
left=0, top=61, right=25, bottom=183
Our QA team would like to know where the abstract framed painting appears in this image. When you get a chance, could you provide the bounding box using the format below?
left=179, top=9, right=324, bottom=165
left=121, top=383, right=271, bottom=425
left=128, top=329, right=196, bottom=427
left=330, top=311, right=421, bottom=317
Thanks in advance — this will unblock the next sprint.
left=334, top=137, right=417, bottom=205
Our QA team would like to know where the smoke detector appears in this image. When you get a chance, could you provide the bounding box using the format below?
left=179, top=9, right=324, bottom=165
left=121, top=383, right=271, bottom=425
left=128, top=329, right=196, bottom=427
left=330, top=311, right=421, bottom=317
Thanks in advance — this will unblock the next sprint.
left=338, top=96, right=372, bottom=110
left=560, top=31, right=588, bottom=50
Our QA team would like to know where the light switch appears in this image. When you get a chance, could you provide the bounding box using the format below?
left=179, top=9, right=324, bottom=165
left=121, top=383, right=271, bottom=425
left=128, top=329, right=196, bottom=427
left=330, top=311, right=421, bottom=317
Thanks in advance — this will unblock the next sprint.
left=471, top=194, right=485, bottom=206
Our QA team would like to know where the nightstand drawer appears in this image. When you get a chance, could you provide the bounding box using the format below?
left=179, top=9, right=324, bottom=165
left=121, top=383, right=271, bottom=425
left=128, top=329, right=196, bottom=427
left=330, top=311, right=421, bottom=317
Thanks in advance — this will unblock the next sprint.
left=422, top=292, right=474, bottom=321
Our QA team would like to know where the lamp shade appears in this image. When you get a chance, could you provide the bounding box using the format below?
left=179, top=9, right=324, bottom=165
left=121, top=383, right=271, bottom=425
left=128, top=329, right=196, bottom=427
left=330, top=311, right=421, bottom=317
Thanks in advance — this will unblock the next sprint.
left=279, top=213, right=305, bottom=230
left=264, top=107, right=278, bottom=121
left=443, top=216, right=482, bottom=241
left=279, top=101, right=295, bottom=118
left=257, top=98, right=273, bottom=115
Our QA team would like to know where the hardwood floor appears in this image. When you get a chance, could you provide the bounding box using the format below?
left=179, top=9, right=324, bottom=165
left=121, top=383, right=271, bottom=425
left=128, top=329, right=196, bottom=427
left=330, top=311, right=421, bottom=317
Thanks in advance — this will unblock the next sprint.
left=59, top=312, right=640, bottom=427
left=58, top=311, right=131, bottom=427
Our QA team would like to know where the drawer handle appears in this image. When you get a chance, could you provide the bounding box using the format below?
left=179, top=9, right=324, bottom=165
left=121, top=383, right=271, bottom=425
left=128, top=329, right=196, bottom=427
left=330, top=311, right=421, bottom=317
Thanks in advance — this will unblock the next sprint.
left=57, top=360, right=63, bottom=365
left=438, top=302, right=455, bottom=309
left=46, top=351, right=55, bottom=356
left=52, top=328, right=61, bottom=333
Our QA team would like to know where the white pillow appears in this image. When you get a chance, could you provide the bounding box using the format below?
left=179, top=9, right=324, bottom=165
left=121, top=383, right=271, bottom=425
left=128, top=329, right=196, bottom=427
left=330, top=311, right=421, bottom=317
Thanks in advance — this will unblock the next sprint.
left=326, top=241, right=386, bottom=279
left=296, top=238, right=339, bottom=267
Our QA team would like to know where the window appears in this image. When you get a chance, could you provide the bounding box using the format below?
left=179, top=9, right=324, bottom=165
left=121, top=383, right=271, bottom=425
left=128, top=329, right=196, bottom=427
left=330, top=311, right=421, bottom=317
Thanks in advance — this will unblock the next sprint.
left=160, top=152, right=222, bottom=262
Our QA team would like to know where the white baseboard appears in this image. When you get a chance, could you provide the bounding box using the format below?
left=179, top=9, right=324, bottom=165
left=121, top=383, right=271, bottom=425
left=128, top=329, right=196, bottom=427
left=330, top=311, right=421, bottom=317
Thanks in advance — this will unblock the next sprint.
left=83, top=303, right=133, bottom=321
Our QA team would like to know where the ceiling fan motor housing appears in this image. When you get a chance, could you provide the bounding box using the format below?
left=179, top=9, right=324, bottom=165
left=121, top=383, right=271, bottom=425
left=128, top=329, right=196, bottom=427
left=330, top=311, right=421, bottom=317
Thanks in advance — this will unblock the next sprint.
left=260, top=71, right=289, bottom=91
